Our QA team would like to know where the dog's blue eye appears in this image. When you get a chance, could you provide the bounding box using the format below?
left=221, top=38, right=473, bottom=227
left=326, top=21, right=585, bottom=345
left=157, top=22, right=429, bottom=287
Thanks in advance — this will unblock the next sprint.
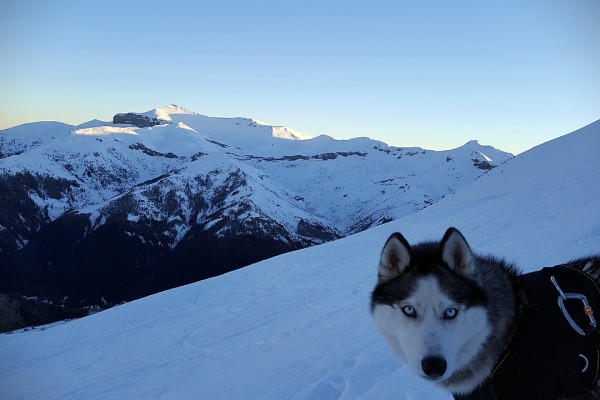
left=401, top=305, right=417, bottom=318
left=444, top=308, right=459, bottom=320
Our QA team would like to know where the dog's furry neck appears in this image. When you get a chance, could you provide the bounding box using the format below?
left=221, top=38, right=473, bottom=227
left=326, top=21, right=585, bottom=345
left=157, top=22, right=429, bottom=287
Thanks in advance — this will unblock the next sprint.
left=444, top=255, right=521, bottom=396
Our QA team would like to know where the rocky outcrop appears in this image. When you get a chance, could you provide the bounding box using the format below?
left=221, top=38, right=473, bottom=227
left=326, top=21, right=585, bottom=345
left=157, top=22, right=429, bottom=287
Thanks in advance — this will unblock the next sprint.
left=113, top=113, right=169, bottom=128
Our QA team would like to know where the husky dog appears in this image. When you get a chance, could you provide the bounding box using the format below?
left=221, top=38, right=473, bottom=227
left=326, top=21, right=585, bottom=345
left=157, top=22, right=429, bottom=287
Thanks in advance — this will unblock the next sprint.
left=371, top=227, right=600, bottom=400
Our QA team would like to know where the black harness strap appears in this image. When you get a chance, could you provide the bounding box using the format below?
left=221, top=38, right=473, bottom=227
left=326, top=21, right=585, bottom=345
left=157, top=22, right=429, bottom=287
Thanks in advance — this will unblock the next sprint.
left=457, top=265, right=600, bottom=400
left=550, top=266, right=600, bottom=400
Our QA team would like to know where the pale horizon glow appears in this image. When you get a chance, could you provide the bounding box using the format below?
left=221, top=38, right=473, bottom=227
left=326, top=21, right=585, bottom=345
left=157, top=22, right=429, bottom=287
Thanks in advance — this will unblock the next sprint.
left=1, top=0, right=599, bottom=155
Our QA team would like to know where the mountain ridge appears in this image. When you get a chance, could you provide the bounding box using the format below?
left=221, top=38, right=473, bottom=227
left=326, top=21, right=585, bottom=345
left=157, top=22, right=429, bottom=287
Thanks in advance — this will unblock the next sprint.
left=0, top=105, right=512, bottom=312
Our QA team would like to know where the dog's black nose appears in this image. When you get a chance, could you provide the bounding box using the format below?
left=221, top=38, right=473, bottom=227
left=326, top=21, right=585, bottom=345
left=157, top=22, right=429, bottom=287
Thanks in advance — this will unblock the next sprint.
left=421, top=356, right=447, bottom=378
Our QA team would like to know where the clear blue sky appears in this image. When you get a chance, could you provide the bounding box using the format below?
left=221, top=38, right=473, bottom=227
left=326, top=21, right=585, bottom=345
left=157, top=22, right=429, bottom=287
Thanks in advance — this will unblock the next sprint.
left=1, top=0, right=599, bottom=154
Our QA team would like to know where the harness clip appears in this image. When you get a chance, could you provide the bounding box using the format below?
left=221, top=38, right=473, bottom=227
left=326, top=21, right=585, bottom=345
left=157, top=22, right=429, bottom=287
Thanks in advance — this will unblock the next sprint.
left=550, top=276, right=597, bottom=336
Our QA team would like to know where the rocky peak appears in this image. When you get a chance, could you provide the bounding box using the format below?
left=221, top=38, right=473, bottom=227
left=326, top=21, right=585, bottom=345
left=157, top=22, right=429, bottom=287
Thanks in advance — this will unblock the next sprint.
left=113, top=113, right=170, bottom=128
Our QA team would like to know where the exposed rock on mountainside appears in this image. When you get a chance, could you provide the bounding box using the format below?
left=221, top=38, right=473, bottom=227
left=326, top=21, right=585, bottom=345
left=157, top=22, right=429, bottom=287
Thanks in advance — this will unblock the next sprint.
left=113, top=112, right=169, bottom=128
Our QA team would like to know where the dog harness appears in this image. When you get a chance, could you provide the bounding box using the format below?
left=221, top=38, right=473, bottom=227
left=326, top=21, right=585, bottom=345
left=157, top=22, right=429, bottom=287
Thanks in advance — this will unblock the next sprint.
left=459, top=265, right=600, bottom=400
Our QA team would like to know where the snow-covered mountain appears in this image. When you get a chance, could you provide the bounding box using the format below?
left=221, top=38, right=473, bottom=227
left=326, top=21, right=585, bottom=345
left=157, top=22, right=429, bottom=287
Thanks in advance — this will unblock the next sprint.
left=1, top=119, right=597, bottom=399
left=0, top=104, right=511, bottom=307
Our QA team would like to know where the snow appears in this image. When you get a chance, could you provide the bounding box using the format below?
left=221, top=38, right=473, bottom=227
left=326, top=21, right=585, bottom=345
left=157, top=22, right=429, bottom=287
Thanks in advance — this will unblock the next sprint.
left=72, top=126, right=140, bottom=136
left=75, top=120, right=113, bottom=129
left=270, top=125, right=313, bottom=140
left=175, top=121, right=198, bottom=132
left=150, top=104, right=198, bottom=121
left=0, top=121, right=73, bottom=157
left=1, top=120, right=598, bottom=399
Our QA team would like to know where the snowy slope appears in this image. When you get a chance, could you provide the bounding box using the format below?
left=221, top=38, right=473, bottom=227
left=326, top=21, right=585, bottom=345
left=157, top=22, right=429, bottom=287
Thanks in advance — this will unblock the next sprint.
left=0, top=121, right=73, bottom=158
left=88, top=140, right=339, bottom=246
left=1, top=121, right=598, bottom=399
left=240, top=138, right=510, bottom=233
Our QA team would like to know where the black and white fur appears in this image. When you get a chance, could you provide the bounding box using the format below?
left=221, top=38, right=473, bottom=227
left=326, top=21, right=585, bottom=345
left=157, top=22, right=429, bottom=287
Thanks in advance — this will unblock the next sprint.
left=370, top=227, right=600, bottom=398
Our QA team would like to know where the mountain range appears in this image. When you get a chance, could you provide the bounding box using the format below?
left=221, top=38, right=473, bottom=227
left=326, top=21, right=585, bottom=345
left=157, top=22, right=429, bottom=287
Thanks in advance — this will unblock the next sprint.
left=1, top=117, right=597, bottom=399
left=0, top=104, right=511, bottom=313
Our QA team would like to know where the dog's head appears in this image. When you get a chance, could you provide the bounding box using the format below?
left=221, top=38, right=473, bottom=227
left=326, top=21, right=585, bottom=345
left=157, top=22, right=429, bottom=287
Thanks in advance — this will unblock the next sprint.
left=371, top=228, right=490, bottom=388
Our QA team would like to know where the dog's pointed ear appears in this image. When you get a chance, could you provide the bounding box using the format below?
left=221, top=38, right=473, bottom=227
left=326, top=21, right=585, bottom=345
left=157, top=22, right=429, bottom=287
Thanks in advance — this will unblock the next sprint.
left=379, top=232, right=411, bottom=283
left=441, top=227, right=475, bottom=277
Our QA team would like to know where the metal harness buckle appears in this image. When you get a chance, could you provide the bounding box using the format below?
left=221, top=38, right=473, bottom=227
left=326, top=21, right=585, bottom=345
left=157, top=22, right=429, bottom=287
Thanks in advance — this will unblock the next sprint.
left=551, top=276, right=597, bottom=336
